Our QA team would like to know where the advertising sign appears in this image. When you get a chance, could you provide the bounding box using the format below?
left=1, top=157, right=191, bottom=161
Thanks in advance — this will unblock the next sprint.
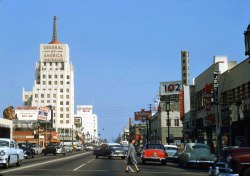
left=40, top=44, right=66, bottom=62
left=37, top=107, right=49, bottom=121
left=134, top=109, right=151, bottom=121
left=160, top=81, right=182, bottom=96
left=16, top=106, right=38, bottom=121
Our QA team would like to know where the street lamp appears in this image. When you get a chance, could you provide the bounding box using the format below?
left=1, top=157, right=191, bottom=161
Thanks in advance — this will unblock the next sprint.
left=146, top=117, right=149, bottom=143
left=166, top=101, right=170, bottom=144
left=244, top=24, right=250, bottom=56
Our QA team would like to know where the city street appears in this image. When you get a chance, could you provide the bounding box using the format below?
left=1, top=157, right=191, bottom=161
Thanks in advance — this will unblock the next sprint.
left=0, top=151, right=208, bottom=176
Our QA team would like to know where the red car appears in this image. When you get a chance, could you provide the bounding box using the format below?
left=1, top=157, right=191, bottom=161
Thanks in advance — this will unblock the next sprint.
left=141, top=143, right=168, bottom=165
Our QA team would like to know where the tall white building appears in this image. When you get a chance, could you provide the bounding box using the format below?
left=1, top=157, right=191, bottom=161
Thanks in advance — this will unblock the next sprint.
left=75, top=105, right=98, bottom=143
left=22, top=16, right=74, bottom=136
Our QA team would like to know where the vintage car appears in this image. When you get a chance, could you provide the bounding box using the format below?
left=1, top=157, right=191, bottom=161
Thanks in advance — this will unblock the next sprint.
left=141, top=143, right=167, bottom=165
left=0, top=138, right=25, bottom=168
left=31, top=144, right=43, bottom=155
left=93, top=143, right=126, bottom=159
left=178, top=143, right=216, bottom=168
left=164, top=144, right=179, bottom=162
left=18, top=143, right=35, bottom=159
left=42, top=143, right=66, bottom=156
left=64, top=144, right=73, bottom=153
left=208, top=147, right=250, bottom=176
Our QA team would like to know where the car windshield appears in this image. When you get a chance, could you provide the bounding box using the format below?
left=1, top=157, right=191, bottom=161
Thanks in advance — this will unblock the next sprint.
left=0, top=140, right=9, bottom=147
left=145, top=144, right=164, bottom=150
left=165, top=147, right=177, bottom=150
left=192, top=145, right=209, bottom=150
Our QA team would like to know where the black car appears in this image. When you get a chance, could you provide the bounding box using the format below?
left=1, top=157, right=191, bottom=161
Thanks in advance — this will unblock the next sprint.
left=18, top=143, right=35, bottom=159
left=42, top=143, right=66, bottom=156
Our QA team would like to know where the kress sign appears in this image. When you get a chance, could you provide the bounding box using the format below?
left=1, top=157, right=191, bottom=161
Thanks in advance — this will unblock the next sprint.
left=134, top=109, right=151, bottom=121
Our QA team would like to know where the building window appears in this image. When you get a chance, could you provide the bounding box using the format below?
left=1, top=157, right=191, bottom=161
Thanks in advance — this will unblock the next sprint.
left=60, top=101, right=63, bottom=105
left=43, top=81, right=46, bottom=85
left=54, top=75, right=57, bottom=79
left=60, top=81, right=63, bottom=85
left=43, top=75, right=46, bottom=79
left=66, top=89, right=69, bottom=93
left=48, top=81, right=51, bottom=85
left=67, top=75, right=70, bottom=79
left=66, top=114, right=69, bottom=118
left=47, top=94, right=50, bottom=98
left=66, top=95, right=69, bottom=99
left=35, top=94, right=38, bottom=98
left=60, top=89, right=63, bottom=93
left=66, top=107, right=69, bottom=111
left=54, top=81, right=57, bottom=85
left=60, top=114, right=63, bottom=118
left=66, top=120, right=69, bottom=124
left=60, top=107, right=63, bottom=111
left=47, top=100, right=50, bottom=103
left=48, top=75, right=51, bottom=79
left=66, top=101, right=69, bottom=105
left=60, top=120, right=63, bottom=124
left=60, top=95, right=63, bottom=99
left=174, top=119, right=179, bottom=126
left=67, top=81, right=70, bottom=84
left=53, top=94, right=56, bottom=98
left=41, top=94, right=44, bottom=98
left=60, top=75, right=63, bottom=79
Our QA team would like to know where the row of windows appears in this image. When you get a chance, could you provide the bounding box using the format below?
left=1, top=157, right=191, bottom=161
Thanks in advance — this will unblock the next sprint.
left=166, top=119, right=180, bottom=126
left=42, top=74, right=70, bottom=79
left=41, top=81, right=70, bottom=85
left=35, top=94, right=70, bottom=99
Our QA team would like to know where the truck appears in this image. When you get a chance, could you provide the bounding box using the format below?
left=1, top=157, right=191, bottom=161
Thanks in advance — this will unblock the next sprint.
left=208, top=147, right=250, bottom=176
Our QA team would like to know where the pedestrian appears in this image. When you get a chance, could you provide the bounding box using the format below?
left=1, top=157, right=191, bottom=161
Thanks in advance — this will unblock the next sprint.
left=125, top=139, right=140, bottom=173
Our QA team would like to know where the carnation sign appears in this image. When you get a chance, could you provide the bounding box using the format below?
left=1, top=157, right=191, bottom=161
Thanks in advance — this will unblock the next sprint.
left=134, top=109, right=151, bottom=121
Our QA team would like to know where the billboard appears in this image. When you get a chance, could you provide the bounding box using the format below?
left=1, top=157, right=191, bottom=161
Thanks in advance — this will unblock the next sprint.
left=16, top=107, right=39, bottom=121
left=134, top=109, right=151, bottom=121
left=160, top=81, right=183, bottom=96
left=37, top=107, right=49, bottom=121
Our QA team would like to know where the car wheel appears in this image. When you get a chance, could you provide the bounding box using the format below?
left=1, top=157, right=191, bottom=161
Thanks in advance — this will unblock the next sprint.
left=242, top=168, right=250, bottom=176
left=161, top=161, right=166, bottom=166
left=63, top=153, right=65, bottom=156
left=44, top=153, right=47, bottom=156
left=16, top=156, right=21, bottom=167
left=108, top=156, right=111, bottom=159
left=96, top=155, right=99, bottom=159
left=142, top=160, right=145, bottom=165
left=121, top=156, right=125, bottom=160
left=4, top=157, right=9, bottom=169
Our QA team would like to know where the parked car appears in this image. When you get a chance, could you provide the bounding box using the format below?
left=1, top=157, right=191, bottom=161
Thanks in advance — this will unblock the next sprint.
left=75, top=144, right=84, bottom=151
left=31, top=144, right=43, bottom=155
left=141, top=143, right=167, bottom=165
left=208, top=147, right=250, bottom=176
left=164, top=144, right=179, bottom=162
left=64, top=144, right=73, bottom=153
left=18, top=143, right=35, bottom=159
left=0, top=138, right=25, bottom=169
left=178, top=143, right=216, bottom=168
left=42, top=143, right=66, bottom=156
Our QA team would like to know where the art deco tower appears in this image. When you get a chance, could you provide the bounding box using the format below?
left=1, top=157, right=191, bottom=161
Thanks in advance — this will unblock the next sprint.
left=23, top=16, right=74, bottom=136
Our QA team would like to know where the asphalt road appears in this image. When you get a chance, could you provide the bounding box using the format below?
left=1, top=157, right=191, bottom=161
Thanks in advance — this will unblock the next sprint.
left=0, top=151, right=209, bottom=176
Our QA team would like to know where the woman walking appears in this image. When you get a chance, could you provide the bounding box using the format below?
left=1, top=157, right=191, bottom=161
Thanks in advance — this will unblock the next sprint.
left=125, top=139, right=140, bottom=173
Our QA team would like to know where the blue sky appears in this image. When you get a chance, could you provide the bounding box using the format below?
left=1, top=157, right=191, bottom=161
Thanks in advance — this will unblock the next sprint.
left=0, top=0, right=249, bottom=141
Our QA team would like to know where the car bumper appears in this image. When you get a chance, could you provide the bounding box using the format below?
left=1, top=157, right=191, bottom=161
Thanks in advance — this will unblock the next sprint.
left=0, top=156, right=8, bottom=164
left=208, top=162, right=239, bottom=176
left=187, top=160, right=214, bottom=164
left=141, top=156, right=167, bottom=162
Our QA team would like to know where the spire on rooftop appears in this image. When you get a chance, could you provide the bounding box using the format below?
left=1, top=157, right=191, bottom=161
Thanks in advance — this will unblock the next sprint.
left=50, top=16, right=60, bottom=44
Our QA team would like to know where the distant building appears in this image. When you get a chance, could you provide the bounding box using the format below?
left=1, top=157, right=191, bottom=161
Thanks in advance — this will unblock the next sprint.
left=22, top=16, right=75, bottom=139
left=75, top=105, right=98, bottom=143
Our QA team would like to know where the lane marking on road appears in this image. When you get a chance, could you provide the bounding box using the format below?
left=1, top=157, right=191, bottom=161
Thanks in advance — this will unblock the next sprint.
left=73, top=158, right=95, bottom=171
left=0, top=151, right=92, bottom=174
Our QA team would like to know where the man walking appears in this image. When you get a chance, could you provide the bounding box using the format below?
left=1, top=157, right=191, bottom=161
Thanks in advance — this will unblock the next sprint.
left=125, top=139, right=140, bottom=173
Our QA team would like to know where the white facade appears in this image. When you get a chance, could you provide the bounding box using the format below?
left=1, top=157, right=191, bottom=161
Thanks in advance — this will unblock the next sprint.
left=75, top=105, right=98, bottom=143
left=22, top=17, right=74, bottom=135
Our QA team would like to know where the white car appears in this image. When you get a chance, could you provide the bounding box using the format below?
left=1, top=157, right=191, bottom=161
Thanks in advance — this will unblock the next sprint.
left=31, top=144, right=43, bottom=155
left=164, top=144, right=179, bottom=162
left=0, top=138, right=25, bottom=168
left=178, top=143, right=216, bottom=168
